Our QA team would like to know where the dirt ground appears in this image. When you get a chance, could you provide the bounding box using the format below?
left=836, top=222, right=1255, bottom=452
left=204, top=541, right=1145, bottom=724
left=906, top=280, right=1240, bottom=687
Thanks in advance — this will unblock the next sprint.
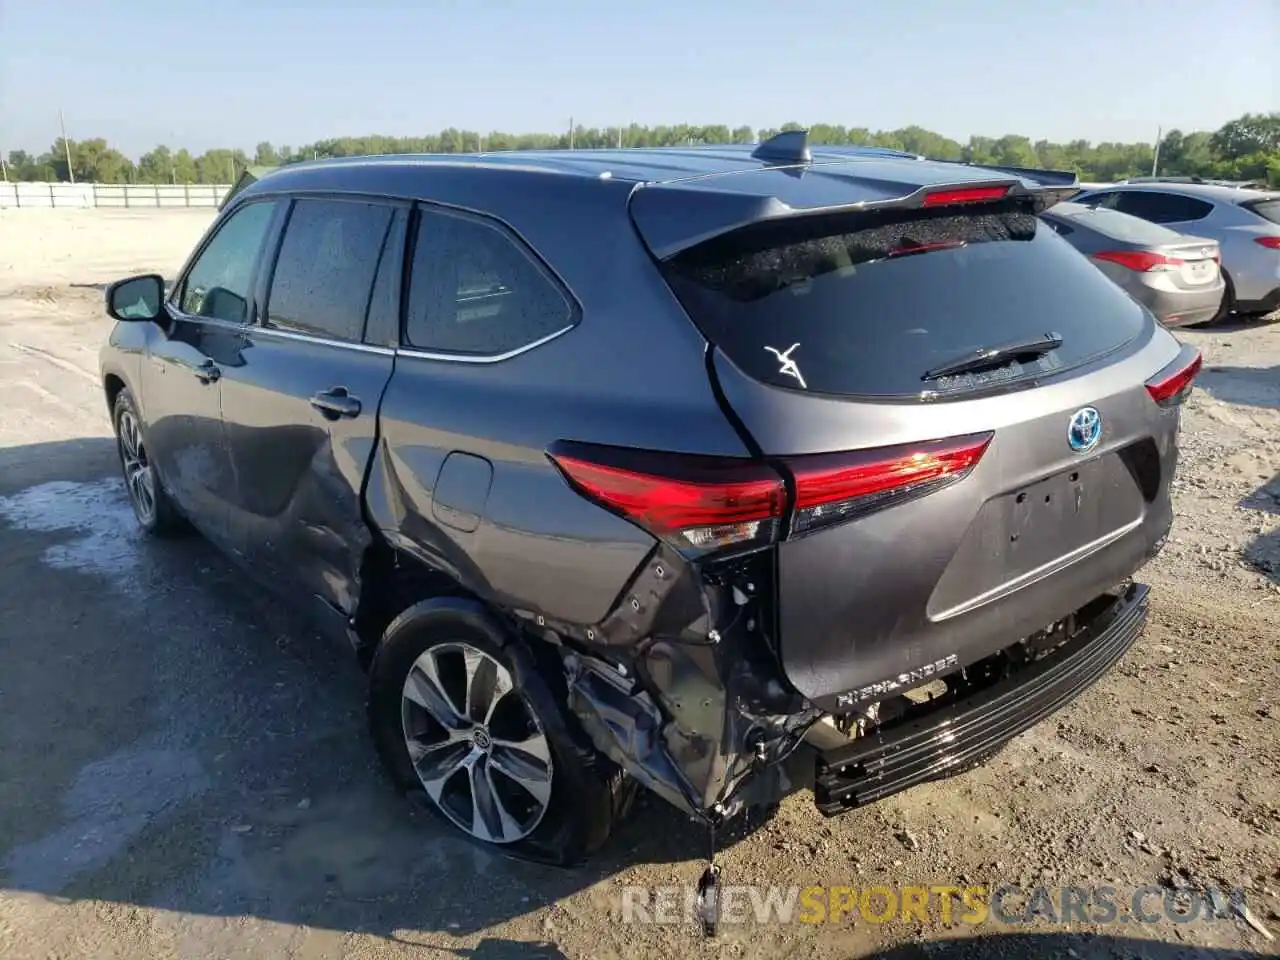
left=0, top=209, right=1276, bottom=960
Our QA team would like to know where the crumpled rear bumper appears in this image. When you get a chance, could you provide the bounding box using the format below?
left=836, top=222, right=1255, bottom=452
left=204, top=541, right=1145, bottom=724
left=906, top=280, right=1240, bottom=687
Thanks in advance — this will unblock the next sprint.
left=810, top=582, right=1150, bottom=815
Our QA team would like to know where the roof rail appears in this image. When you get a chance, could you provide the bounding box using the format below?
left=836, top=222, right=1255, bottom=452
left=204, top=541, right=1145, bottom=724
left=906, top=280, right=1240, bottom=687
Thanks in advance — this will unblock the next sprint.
left=815, top=144, right=924, bottom=161
left=1122, top=175, right=1205, bottom=184
left=752, top=130, right=812, bottom=164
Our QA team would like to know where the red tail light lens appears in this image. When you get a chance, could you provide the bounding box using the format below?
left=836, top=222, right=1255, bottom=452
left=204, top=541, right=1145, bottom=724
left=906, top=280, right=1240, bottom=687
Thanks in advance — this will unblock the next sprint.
left=1094, top=250, right=1183, bottom=272
left=549, top=434, right=993, bottom=553
left=787, top=433, right=993, bottom=536
left=921, top=185, right=1011, bottom=207
left=1145, top=347, right=1202, bottom=407
left=1254, top=236, right=1280, bottom=250
left=547, top=442, right=785, bottom=555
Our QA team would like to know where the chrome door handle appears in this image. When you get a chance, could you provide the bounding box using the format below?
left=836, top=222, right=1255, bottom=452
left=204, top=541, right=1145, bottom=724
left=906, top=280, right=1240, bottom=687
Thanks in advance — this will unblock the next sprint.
left=309, top=388, right=362, bottom=419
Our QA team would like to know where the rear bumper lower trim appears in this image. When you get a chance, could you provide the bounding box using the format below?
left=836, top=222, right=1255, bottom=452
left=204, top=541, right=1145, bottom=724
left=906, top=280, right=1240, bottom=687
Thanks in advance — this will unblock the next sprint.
left=811, top=582, right=1149, bottom=814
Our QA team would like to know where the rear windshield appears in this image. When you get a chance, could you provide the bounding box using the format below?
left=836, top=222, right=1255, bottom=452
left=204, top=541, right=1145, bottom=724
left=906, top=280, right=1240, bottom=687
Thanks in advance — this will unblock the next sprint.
left=1048, top=201, right=1186, bottom=245
left=1242, top=198, right=1280, bottom=225
left=661, top=201, right=1149, bottom=399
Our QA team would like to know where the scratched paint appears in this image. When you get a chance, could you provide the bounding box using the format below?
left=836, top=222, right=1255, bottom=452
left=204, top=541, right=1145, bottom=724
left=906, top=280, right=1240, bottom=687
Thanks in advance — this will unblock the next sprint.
left=0, top=479, right=145, bottom=594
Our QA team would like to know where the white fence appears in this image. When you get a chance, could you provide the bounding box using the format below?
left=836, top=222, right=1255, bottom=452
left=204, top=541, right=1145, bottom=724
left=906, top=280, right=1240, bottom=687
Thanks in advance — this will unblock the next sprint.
left=0, top=182, right=232, bottom=209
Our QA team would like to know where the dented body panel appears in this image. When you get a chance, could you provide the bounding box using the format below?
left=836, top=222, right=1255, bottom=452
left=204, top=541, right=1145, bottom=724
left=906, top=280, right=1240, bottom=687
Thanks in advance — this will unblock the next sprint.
left=99, top=142, right=1195, bottom=831
left=217, top=328, right=394, bottom=634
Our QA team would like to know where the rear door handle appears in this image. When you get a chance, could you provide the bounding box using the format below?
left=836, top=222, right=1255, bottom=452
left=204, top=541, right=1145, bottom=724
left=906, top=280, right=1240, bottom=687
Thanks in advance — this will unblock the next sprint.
left=192, top=359, right=220, bottom=384
left=309, top=387, right=362, bottom=420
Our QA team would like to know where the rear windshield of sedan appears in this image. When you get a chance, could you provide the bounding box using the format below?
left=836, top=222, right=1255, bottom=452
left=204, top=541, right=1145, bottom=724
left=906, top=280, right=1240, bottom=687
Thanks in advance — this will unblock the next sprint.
left=1048, top=201, right=1188, bottom=245
left=661, top=201, right=1149, bottom=399
left=1242, top=198, right=1280, bottom=225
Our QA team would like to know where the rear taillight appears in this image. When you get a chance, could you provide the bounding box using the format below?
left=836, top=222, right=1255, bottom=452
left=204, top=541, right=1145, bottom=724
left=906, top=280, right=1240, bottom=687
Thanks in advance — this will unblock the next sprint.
left=548, top=433, right=993, bottom=554
left=788, top=434, right=993, bottom=536
left=1094, top=250, right=1183, bottom=272
left=1254, top=236, right=1280, bottom=250
left=1145, top=347, right=1203, bottom=407
left=922, top=185, right=1010, bottom=207
left=547, top=444, right=785, bottom=554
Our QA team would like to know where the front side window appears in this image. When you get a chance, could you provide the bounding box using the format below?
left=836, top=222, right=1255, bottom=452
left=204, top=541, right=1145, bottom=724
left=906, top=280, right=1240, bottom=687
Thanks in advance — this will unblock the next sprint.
left=179, top=200, right=277, bottom=323
left=405, top=208, right=575, bottom=356
left=266, top=198, right=395, bottom=343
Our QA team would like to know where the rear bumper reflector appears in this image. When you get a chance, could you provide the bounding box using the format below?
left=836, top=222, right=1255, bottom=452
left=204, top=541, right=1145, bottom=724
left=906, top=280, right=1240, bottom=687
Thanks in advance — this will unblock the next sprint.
left=810, top=582, right=1150, bottom=815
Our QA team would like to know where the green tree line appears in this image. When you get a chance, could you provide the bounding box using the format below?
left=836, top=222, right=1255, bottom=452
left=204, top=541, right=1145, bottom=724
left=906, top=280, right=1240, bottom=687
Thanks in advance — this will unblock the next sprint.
left=4, top=113, right=1277, bottom=186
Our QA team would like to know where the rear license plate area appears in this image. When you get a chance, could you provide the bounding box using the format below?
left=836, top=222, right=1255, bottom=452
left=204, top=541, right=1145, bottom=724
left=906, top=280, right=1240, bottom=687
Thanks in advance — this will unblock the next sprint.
left=928, top=451, right=1149, bottom=617
left=1183, top=260, right=1215, bottom=284
left=1002, top=454, right=1142, bottom=572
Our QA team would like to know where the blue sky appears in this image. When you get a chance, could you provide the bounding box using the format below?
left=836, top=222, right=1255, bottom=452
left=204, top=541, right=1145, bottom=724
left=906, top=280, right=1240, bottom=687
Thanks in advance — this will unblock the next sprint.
left=2, top=0, right=1275, bottom=158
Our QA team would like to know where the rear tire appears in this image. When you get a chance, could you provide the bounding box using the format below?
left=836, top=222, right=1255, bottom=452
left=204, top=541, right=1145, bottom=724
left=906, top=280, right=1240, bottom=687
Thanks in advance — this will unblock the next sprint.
left=367, top=597, right=628, bottom=865
left=1208, top=272, right=1236, bottom=326
left=112, top=388, right=185, bottom=536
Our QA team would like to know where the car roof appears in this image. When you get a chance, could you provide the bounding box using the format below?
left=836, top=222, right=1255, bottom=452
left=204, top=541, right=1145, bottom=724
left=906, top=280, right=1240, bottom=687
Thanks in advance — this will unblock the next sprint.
left=240, top=143, right=1080, bottom=258
left=249, top=144, right=1066, bottom=194
left=1088, top=181, right=1280, bottom=205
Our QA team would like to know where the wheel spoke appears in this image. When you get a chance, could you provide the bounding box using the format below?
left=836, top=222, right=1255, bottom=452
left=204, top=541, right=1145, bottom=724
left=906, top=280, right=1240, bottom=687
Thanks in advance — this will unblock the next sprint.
left=120, top=416, right=138, bottom=459
left=490, top=736, right=553, bottom=806
left=126, top=463, right=154, bottom=518
left=404, top=652, right=466, bottom=731
left=408, top=738, right=473, bottom=797
left=464, top=651, right=511, bottom=725
left=469, top=754, right=521, bottom=843
left=491, top=732, right=551, bottom=766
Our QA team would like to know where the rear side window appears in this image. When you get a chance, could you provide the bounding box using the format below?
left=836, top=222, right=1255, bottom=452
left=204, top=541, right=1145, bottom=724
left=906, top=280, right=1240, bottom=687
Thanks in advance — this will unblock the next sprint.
left=1242, top=198, right=1280, bottom=225
left=1114, top=191, right=1213, bottom=224
left=405, top=208, right=575, bottom=356
left=661, top=202, right=1149, bottom=399
left=266, top=198, right=395, bottom=343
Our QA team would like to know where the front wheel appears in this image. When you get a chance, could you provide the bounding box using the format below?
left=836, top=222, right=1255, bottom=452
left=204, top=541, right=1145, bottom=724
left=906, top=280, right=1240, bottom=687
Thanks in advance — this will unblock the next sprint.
left=367, top=598, right=628, bottom=864
left=112, top=388, right=185, bottom=535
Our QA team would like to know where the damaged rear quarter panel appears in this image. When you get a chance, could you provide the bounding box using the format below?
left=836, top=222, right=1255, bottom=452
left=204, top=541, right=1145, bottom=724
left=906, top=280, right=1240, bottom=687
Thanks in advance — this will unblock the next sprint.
left=363, top=177, right=750, bottom=626
left=360, top=177, right=769, bottom=817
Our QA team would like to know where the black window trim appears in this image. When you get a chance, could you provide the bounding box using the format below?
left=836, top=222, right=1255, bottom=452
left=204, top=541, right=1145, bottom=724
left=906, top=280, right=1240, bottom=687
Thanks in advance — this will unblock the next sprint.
left=167, top=190, right=582, bottom=363
left=254, top=192, right=409, bottom=351
left=1113, top=188, right=1214, bottom=223
left=167, top=196, right=285, bottom=327
left=398, top=199, right=582, bottom=364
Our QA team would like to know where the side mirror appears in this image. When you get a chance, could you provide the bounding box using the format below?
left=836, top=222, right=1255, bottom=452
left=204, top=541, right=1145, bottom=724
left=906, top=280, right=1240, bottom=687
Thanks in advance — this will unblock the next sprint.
left=106, top=274, right=165, bottom=322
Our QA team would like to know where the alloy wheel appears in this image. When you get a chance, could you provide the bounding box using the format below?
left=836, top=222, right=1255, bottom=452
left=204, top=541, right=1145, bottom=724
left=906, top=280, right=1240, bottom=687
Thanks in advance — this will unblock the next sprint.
left=400, top=641, right=554, bottom=844
left=118, top=409, right=156, bottom=525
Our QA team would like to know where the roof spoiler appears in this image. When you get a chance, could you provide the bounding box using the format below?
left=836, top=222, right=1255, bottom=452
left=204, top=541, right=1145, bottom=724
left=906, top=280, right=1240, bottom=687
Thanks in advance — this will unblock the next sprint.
left=940, top=161, right=1080, bottom=189
left=632, top=176, right=1081, bottom=260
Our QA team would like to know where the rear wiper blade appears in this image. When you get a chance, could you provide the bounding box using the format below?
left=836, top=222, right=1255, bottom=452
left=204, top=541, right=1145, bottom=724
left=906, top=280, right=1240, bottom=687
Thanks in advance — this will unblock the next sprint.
left=922, top=332, right=1064, bottom=381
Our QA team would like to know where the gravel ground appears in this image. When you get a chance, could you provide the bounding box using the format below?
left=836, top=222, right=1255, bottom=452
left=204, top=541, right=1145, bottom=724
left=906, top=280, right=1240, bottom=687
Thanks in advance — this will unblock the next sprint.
left=0, top=210, right=1276, bottom=960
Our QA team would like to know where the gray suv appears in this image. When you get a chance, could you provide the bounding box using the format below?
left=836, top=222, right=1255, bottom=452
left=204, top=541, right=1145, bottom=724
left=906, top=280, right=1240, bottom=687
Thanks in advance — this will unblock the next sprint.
left=98, top=133, right=1199, bottom=868
left=1072, top=180, right=1280, bottom=320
